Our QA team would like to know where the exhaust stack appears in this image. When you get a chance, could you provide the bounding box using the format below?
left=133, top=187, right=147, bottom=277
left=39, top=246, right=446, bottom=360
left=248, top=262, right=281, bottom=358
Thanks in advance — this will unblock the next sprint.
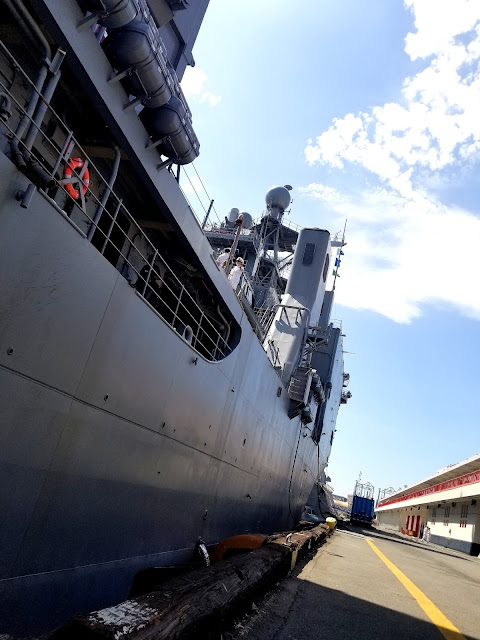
left=264, top=228, right=331, bottom=383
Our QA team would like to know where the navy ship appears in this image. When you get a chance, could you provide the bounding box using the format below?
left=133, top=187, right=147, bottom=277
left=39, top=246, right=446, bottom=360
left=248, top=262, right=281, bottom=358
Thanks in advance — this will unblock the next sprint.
left=0, top=0, right=351, bottom=635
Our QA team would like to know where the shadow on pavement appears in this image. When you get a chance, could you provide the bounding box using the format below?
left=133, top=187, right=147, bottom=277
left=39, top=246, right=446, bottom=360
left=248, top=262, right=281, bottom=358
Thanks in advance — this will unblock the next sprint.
left=236, top=577, right=477, bottom=640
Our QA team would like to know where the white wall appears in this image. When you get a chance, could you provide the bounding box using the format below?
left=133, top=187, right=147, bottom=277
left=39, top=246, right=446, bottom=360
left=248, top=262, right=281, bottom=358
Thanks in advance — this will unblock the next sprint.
left=376, top=482, right=480, bottom=512
left=376, top=509, right=402, bottom=531
left=419, top=501, right=477, bottom=543
left=379, top=500, right=479, bottom=547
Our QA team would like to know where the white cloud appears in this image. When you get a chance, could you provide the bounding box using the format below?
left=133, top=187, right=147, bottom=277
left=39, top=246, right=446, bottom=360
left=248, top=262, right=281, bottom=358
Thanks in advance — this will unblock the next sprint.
left=305, top=114, right=365, bottom=169
left=298, top=183, right=345, bottom=203
left=404, top=0, right=479, bottom=60
left=200, top=91, right=222, bottom=107
left=300, top=183, right=480, bottom=323
left=181, top=66, right=222, bottom=106
left=303, top=0, right=480, bottom=323
left=306, top=4, right=480, bottom=187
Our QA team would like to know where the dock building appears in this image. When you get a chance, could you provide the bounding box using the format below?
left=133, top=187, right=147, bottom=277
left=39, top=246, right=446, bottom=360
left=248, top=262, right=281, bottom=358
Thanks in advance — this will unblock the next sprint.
left=376, top=454, right=480, bottom=555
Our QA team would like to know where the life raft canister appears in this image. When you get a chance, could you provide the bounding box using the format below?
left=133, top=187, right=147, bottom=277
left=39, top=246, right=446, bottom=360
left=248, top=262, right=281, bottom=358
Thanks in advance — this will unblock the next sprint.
left=64, top=157, right=89, bottom=199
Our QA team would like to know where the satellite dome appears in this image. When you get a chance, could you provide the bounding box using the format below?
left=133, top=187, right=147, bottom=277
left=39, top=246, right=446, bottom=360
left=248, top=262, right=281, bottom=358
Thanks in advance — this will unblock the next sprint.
left=239, top=211, right=252, bottom=229
left=265, top=186, right=291, bottom=212
left=227, top=207, right=240, bottom=223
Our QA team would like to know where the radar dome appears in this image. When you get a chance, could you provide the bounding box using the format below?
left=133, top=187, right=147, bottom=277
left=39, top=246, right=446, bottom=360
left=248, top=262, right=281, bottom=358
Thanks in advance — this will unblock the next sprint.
left=265, top=186, right=291, bottom=212
left=227, top=207, right=240, bottom=223
left=239, top=211, right=252, bottom=229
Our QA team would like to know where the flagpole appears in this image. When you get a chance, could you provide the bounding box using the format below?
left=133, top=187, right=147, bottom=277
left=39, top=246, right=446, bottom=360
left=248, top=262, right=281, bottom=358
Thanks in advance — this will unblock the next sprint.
left=332, top=219, right=347, bottom=290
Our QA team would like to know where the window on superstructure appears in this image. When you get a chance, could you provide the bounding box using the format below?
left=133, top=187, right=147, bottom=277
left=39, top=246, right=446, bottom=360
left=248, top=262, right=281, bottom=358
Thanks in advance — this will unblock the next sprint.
left=443, top=506, right=450, bottom=526
left=460, top=504, right=468, bottom=528
left=322, top=254, right=330, bottom=282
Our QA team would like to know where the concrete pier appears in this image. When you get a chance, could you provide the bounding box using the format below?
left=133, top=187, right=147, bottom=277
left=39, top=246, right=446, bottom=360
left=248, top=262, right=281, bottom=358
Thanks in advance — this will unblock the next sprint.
left=237, top=526, right=480, bottom=640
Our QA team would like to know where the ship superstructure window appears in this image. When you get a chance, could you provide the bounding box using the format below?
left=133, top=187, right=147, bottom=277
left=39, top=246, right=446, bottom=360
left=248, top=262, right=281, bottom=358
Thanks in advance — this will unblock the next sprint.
left=323, top=254, right=330, bottom=282
left=303, top=243, right=316, bottom=265
left=460, top=504, right=468, bottom=527
left=443, top=506, right=450, bottom=525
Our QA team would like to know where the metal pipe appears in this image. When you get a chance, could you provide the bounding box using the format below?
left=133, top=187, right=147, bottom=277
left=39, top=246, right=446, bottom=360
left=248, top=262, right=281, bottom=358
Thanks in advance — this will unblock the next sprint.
left=238, top=296, right=264, bottom=341
left=0, top=92, right=12, bottom=122
left=10, top=62, right=48, bottom=170
left=4, top=0, right=57, bottom=169
left=23, top=49, right=66, bottom=152
left=216, top=304, right=230, bottom=351
left=22, top=71, right=61, bottom=151
left=141, top=249, right=158, bottom=297
left=27, top=160, right=55, bottom=189
left=225, top=214, right=244, bottom=276
left=16, top=182, right=36, bottom=208
left=87, top=145, right=121, bottom=241
left=3, top=0, right=52, bottom=60
left=172, top=287, right=183, bottom=326
left=193, top=311, right=205, bottom=351
left=101, top=198, right=123, bottom=254
left=201, top=199, right=214, bottom=229
left=51, top=130, right=73, bottom=177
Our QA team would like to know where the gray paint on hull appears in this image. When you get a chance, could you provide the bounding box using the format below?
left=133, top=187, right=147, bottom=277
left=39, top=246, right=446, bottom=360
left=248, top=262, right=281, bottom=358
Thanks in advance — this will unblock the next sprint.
left=32, top=0, right=242, bottom=321
left=0, top=165, right=318, bottom=634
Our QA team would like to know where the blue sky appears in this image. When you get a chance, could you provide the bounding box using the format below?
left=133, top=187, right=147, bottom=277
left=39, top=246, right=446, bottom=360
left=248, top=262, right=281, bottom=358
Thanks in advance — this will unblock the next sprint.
left=181, top=0, right=480, bottom=498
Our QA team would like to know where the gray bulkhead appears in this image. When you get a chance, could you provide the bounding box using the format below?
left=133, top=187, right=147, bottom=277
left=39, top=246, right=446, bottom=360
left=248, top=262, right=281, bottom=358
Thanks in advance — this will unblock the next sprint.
left=32, top=0, right=227, bottom=302
left=310, top=328, right=345, bottom=467
left=318, top=289, right=334, bottom=329
left=0, top=0, right=333, bottom=634
left=265, top=228, right=331, bottom=382
left=157, top=0, right=210, bottom=80
left=0, top=158, right=318, bottom=633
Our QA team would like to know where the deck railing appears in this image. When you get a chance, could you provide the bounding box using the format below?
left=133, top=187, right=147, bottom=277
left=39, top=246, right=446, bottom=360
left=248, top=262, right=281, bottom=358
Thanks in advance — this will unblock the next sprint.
left=0, top=39, right=233, bottom=362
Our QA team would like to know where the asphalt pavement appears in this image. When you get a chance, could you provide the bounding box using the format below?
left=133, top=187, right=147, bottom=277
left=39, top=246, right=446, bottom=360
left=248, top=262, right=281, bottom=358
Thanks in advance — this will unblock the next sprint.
left=235, top=526, right=480, bottom=640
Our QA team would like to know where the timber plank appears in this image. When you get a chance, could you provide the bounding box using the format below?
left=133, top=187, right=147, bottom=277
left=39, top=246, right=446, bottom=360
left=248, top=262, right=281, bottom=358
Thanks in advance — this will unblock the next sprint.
left=49, top=523, right=332, bottom=640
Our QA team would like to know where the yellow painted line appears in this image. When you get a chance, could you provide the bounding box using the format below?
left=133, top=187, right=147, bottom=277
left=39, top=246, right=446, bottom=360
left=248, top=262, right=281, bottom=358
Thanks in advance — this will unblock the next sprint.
left=366, top=539, right=466, bottom=640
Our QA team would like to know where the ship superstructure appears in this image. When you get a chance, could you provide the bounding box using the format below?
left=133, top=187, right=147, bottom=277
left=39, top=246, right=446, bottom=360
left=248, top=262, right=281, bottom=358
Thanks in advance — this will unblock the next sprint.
left=0, top=0, right=350, bottom=635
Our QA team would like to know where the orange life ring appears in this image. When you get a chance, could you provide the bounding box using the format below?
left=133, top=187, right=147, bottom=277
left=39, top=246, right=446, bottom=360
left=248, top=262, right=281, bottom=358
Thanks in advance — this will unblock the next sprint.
left=64, top=157, right=89, bottom=199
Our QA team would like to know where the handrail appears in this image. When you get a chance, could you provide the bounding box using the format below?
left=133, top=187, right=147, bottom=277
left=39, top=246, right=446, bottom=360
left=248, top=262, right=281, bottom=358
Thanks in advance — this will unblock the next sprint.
left=0, top=39, right=233, bottom=362
left=268, top=303, right=311, bottom=329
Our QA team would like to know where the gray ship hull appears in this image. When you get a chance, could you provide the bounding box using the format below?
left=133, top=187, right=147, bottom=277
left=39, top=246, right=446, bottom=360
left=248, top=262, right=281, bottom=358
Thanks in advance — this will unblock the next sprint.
left=0, top=0, right=350, bottom=633
left=0, top=157, right=318, bottom=635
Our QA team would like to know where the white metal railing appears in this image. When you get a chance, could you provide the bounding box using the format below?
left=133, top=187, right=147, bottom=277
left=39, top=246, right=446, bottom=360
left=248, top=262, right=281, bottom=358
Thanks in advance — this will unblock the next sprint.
left=276, top=215, right=302, bottom=234
left=254, top=305, right=277, bottom=336
left=203, top=223, right=255, bottom=240
left=204, top=214, right=301, bottom=238
left=266, top=340, right=281, bottom=368
left=237, top=271, right=254, bottom=306
left=0, top=39, right=233, bottom=362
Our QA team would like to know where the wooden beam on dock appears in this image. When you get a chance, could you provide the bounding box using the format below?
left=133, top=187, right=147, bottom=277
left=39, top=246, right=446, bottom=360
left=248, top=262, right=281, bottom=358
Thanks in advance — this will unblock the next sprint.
left=48, top=523, right=333, bottom=640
